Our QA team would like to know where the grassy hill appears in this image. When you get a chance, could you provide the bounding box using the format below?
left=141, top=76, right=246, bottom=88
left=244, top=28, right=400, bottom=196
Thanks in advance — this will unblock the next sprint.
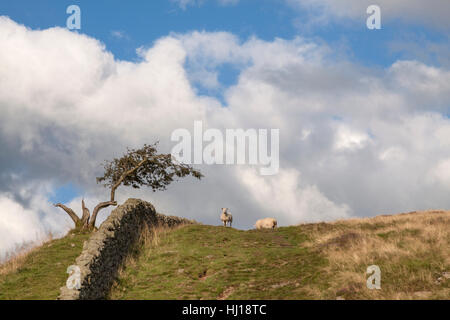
left=1, top=210, right=449, bottom=300
left=0, top=231, right=90, bottom=300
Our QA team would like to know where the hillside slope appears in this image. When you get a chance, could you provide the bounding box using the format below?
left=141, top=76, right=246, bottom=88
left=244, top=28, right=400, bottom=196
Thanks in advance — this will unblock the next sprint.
left=111, top=210, right=449, bottom=300
left=0, top=210, right=448, bottom=300
left=0, top=232, right=90, bottom=300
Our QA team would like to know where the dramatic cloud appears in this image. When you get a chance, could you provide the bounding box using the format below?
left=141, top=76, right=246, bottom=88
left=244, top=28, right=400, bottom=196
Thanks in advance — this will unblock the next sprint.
left=1, top=16, right=450, bottom=257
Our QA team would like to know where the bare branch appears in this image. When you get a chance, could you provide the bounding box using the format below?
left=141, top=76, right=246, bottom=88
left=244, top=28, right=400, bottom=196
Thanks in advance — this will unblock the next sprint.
left=54, top=203, right=81, bottom=225
left=88, top=201, right=118, bottom=229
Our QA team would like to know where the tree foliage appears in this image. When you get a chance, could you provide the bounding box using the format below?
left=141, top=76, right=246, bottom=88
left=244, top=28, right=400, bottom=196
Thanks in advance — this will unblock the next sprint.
left=97, top=143, right=203, bottom=201
left=55, top=142, right=203, bottom=231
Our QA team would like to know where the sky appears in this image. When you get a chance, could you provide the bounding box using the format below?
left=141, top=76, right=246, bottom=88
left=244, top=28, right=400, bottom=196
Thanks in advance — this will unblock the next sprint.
left=0, top=0, right=449, bottom=260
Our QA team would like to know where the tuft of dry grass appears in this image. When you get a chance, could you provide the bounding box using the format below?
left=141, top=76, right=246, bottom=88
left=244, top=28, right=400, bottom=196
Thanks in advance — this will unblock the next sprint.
left=0, top=250, right=34, bottom=276
left=302, top=210, right=450, bottom=299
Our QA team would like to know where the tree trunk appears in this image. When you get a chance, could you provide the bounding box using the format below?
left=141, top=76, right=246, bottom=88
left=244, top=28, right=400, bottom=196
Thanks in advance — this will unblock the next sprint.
left=88, top=201, right=117, bottom=229
left=110, top=157, right=151, bottom=201
left=81, top=199, right=90, bottom=228
left=55, top=198, right=118, bottom=231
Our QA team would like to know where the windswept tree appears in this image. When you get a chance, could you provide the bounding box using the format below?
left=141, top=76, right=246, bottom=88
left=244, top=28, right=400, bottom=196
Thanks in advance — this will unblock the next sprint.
left=54, top=143, right=203, bottom=230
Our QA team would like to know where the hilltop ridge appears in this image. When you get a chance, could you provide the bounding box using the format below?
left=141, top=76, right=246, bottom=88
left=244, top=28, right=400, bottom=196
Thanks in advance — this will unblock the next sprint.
left=0, top=209, right=449, bottom=300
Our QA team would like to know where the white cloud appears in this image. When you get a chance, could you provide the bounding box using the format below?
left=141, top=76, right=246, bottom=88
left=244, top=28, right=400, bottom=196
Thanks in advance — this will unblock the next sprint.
left=334, top=125, right=370, bottom=151
left=379, top=147, right=405, bottom=162
left=0, top=184, right=72, bottom=261
left=238, top=168, right=351, bottom=224
left=1, top=18, right=450, bottom=258
left=429, top=159, right=450, bottom=188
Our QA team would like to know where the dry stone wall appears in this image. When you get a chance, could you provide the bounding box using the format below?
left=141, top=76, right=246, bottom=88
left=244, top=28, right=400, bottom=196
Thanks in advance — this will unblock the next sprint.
left=59, top=198, right=194, bottom=300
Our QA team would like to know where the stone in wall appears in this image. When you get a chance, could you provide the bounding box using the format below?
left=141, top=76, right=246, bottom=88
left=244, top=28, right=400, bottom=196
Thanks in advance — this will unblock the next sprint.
left=59, top=198, right=195, bottom=300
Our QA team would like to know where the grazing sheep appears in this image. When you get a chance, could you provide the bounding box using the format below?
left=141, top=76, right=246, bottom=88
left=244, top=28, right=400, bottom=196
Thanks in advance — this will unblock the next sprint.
left=255, top=218, right=277, bottom=230
left=220, top=208, right=233, bottom=227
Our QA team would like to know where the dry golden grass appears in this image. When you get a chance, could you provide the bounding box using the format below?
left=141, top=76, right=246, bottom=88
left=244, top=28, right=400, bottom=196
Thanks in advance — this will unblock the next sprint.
left=0, top=250, right=35, bottom=276
left=111, top=212, right=447, bottom=300
left=301, top=210, right=450, bottom=299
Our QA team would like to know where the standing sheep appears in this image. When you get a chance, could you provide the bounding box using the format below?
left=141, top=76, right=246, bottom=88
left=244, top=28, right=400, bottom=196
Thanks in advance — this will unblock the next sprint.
left=255, top=218, right=277, bottom=230
left=220, top=208, right=233, bottom=227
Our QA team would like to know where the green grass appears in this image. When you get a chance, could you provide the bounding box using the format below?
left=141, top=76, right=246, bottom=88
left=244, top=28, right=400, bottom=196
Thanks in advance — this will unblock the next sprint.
left=1, top=210, right=448, bottom=300
left=110, top=225, right=329, bottom=300
left=110, top=211, right=449, bottom=300
left=0, top=231, right=90, bottom=300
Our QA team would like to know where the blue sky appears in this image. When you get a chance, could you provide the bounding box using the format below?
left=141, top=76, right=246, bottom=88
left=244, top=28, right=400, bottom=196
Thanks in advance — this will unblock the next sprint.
left=1, top=0, right=446, bottom=67
left=0, top=1, right=299, bottom=61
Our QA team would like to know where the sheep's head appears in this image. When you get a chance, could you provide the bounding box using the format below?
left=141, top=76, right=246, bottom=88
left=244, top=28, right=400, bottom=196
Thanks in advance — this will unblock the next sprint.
left=221, top=208, right=228, bottom=214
